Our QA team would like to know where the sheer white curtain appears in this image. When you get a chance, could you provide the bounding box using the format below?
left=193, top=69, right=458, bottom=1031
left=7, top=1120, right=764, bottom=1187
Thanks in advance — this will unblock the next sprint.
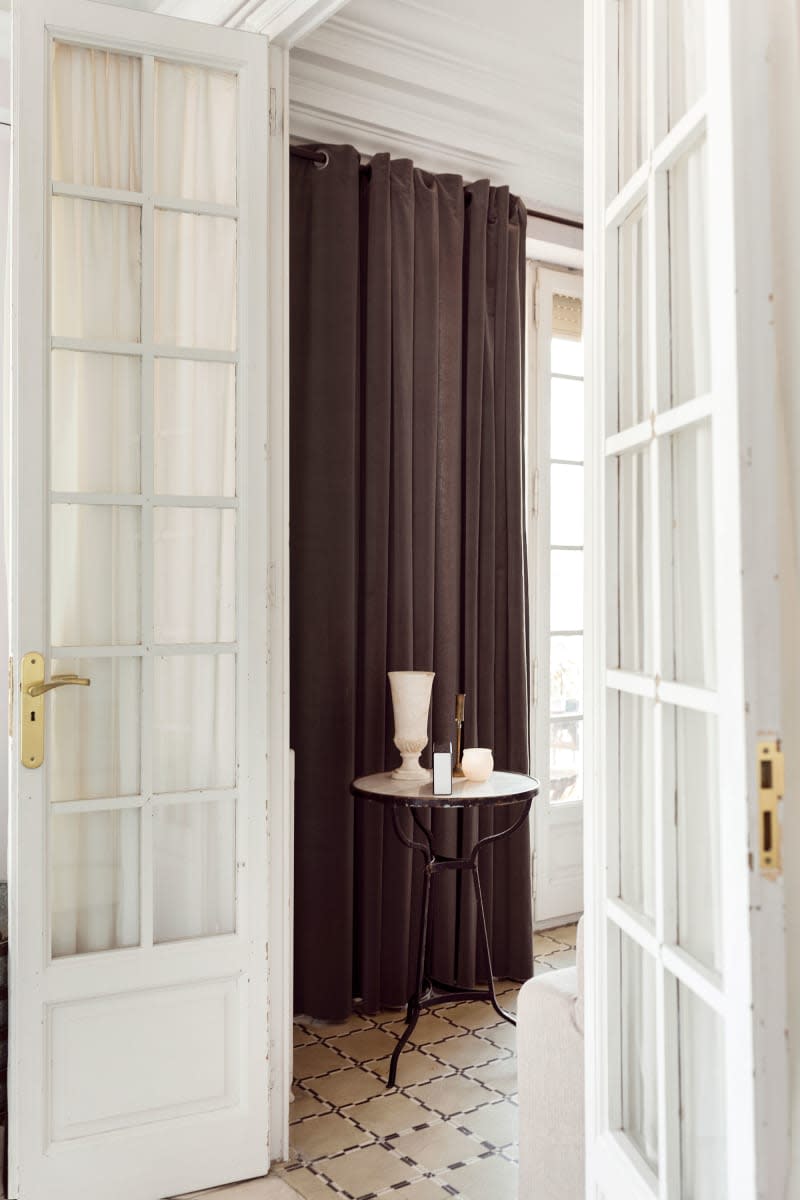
left=49, top=43, right=238, bottom=955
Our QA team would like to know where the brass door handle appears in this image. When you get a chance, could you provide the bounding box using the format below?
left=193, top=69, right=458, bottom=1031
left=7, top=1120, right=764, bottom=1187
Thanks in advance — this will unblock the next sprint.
left=20, top=653, right=91, bottom=769
left=26, top=673, right=91, bottom=698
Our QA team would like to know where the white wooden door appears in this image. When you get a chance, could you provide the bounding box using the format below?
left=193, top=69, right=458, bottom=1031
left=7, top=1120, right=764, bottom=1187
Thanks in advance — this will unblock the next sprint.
left=9, top=3, right=278, bottom=1197
left=530, top=266, right=585, bottom=925
left=584, top=0, right=788, bottom=1196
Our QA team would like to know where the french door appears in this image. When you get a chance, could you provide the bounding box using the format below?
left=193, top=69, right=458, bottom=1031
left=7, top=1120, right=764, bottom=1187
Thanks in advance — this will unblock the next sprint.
left=585, top=1, right=788, bottom=1197
left=9, top=2, right=282, bottom=1197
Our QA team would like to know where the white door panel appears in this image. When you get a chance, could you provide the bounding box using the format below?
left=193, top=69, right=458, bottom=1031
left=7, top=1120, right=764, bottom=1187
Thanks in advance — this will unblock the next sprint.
left=585, top=0, right=788, bottom=1196
left=9, top=2, right=275, bottom=1196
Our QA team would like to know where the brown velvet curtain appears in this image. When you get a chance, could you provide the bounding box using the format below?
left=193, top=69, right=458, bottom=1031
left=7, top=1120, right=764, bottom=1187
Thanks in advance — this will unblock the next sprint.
left=291, top=144, right=531, bottom=1020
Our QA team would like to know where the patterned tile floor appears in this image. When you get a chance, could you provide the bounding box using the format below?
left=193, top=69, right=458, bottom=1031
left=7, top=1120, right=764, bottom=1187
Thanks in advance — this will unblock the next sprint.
left=272, top=923, right=579, bottom=1200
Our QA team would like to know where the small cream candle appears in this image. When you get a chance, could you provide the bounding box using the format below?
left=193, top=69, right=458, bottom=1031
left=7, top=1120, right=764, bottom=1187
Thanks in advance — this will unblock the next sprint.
left=461, top=748, right=494, bottom=782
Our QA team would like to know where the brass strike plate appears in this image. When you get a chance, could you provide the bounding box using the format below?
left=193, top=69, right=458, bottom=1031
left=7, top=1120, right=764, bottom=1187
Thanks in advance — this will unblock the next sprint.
left=21, top=652, right=45, bottom=769
left=758, top=739, right=785, bottom=878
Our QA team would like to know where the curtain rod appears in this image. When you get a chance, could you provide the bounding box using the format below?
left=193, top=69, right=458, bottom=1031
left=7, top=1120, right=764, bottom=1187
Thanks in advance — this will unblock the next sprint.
left=290, top=144, right=584, bottom=233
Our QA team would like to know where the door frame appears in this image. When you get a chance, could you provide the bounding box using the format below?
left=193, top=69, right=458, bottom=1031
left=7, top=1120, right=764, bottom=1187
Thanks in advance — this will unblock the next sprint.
left=583, top=0, right=789, bottom=1196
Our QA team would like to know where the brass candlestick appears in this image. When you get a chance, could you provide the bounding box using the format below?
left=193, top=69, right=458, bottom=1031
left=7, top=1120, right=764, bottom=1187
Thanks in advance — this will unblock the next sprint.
left=454, top=693, right=466, bottom=776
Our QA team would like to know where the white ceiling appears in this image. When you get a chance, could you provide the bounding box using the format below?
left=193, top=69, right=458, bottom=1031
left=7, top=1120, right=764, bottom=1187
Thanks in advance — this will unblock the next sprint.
left=290, top=0, right=583, bottom=218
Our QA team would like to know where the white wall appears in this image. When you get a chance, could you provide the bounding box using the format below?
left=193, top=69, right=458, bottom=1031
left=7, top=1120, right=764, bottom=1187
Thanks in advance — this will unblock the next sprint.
left=770, top=0, right=800, bottom=1192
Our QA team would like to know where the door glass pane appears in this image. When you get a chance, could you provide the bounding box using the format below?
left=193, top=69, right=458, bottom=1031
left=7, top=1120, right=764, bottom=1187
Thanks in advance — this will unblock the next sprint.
left=51, top=44, right=142, bottom=191
left=49, top=658, right=141, bottom=803
left=51, top=505, right=141, bottom=646
left=550, top=634, right=583, bottom=716
left=611, top=450, right=651, bottom=673
left=551, top=549, right=583, bottom=631
left=665, top=420, right=716, bottom=687
left=619, top=932, right=659, bottom=1171
left=51, top=807, right=140, bottom=958
left=51, top=352, right=141, bottom=494
left=679, top=984, right=726, bottom=1196
left=153, top=797, right=236, bottom=943
left=550, top=717, right=583, bottom=805
left=668, top=707, right=721, bottom=972
left=154, top=360, right=235, bottom=496
left=617, top=0, right=648, bottom=188
left=153, top=508, right=236, bottom=644
left=550, top=377, right=584, bottom=461
left=52, top=198, right=142, bottom=342
left=155, top=211, right=237, bottom=350
left=617, top=204, right=648, bottom=431
left=155, top=61, right=237, bottom=206
left=550, top=463, right=583, bottom=547
left=616, top=692, right=655, bottom=920
left=551, top=337, right=584, bottom=378
left=153, top=654, right=236, bottom=793
left=669, top=0, right=706, bottom=127
left=669, top=140, right=710, bottom=407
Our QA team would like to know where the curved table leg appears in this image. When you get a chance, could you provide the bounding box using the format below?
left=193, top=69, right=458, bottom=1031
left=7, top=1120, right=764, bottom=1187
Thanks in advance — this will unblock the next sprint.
left=388, top=860, right=432, bottom=1088
left=470, top=796, right=533, bottom=1026
left=388, top=804, right=434, bottom=1088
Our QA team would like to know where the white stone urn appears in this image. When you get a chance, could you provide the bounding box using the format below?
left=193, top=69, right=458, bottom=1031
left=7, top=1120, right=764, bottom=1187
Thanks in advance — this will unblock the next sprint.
left=388, top=670, right=435, bottom=782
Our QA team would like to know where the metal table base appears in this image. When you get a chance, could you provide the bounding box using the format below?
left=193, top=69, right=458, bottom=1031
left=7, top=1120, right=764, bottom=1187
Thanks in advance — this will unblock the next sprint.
left=386, top=795, right=533, bottom=1088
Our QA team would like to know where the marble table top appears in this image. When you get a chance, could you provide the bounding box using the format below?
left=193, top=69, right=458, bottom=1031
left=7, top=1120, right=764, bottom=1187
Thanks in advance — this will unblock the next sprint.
left=351, top=769, right=539, bottom=808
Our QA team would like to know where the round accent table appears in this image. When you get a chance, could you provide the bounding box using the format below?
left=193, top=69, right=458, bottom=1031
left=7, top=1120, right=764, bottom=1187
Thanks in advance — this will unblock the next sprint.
left=351, top=770, right=540, bottom=1087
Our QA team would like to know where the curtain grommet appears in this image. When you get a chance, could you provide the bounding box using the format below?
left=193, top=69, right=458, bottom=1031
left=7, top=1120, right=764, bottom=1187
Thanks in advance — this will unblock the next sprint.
left=314, top=149, right=330, bottom=170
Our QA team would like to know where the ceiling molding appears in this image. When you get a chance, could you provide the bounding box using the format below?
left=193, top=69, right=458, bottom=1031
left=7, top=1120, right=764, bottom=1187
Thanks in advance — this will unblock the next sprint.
left=294, top=19, right=579, bottom=123
left=156, top=0, right=349, bottom=43
left=290, top=58, right=577, bottom=174
left=229, top=0, right=350, bottom=42
left=289, top=0, right=583, bottom=217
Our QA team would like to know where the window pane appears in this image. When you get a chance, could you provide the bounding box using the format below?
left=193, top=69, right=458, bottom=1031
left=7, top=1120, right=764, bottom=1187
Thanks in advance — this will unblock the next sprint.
left=51, top=44, right=142, bottom=191
left=52, top=198, right=141, bottom=342
left=550, top=634, right=583, bottom=716
left=679, top=984, right=726, bottom=1197
left=153, top=508, right=236, bottom=644
left=51, top=352, right=141, bottom=494
left=51, top=505, right=141, bottom=647
left=669, top=707, right=721, bottom=972
left=52, top=808, right=140, bottom=958
left=155, top=360, right=235, bottom=497
left=618, top=0, right=647, bottom=188
left=155, top=61, right=237, bottom=206
left=610, top=449, right=651, bottom=673
left=550, top=463, right=584, bottom=547
left=551, top=549, right=583, bottom=631
left=550, top=717, right=582, bottom=804
left=618, top=933, right=659, bottom=1171
left=617, top=203, right=649, bottom=432
left=155, top=211, right=237, bottom=351
left=615, top=691, right=656, bottom=920
left=551, top=337, right=584, bottom=378
left=665, top=420, right=716, bottom=687
left=550, top=376, right=584, bottom=461
left=153, top=798, right=235, bottom=943
left=153, top=654, right=236, bottom=793
left=669, top=140, right=710, bottom=407
left=669, top=0, right=706, bottom=127
left=49, top=657, right=141, bottom=804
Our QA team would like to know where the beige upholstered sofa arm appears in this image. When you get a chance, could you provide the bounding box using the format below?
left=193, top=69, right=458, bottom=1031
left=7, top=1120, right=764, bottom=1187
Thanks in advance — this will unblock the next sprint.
left=517, top=920, right=585, bottom=1200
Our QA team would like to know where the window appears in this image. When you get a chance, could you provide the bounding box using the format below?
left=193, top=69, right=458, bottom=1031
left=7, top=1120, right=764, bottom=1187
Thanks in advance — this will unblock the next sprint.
left=529, top=266, right=584, bottom=922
